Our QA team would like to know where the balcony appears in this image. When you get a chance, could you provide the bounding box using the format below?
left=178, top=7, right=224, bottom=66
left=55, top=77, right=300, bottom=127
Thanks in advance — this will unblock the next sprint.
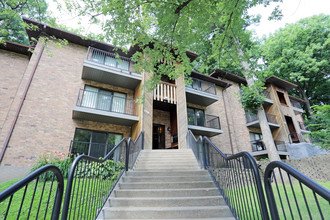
left=263, top=90, right=273, bottom=105
left=290, top=99, right=304, bottom=114
left=185, top=77, right=219, bottom=106
left=153, top=82, right=177, bottom=104
left=72, top=89, right=139, bottom=126
left=246, top=112, right=280, bottom=129
left=251, top=140, right=289, bottom=156
left=82, top=47, right=142, bottom=89
left=298, top=122, right=310, bottom=134
left=188, top=114, right=223, bottom=137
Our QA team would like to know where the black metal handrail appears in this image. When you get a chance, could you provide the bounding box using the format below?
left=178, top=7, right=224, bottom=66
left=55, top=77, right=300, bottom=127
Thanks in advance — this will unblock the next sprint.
left=246, top=112, right=278, bottom=125
left=86, top=46, right=133, bottom=72
left=127, top=131, right=144, bottom=171
left=0, top=165, right=64, bottom=220
left=264, top=161, right=330, bottom=219
left=187, top=131, right=269, bottom=219
left=186, top=77, right=217, bottom=95
left=61, top=138, right=127, bottom=220
left=251, top=140, right=287, bottom=152
left=76, top=88, right=137, bottom=116
left=188, top=114, right=221, bottom=130
left=61, top=131, right=144, bottom=220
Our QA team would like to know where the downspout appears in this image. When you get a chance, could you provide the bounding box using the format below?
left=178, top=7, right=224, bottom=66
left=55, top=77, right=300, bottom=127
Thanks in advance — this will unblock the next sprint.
left=221, top=88, right=234, bottom=155
left=0, top=44, right=45, bottom=163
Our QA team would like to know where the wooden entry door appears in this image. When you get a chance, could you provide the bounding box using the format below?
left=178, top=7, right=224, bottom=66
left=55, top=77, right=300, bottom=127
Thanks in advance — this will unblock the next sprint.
left=153, top=124, right=165, bottom=149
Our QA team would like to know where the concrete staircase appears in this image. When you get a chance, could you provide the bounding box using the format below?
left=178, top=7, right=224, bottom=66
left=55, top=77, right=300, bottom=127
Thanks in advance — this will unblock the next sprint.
left=98, top=149, right=234, bottom=219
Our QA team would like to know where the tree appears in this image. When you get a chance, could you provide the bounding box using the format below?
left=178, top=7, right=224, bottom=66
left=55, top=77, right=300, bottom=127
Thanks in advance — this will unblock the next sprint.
left=0, top=0, right=50, bottom=45
left=62, top=0, right=283, bottom=161
left=306, top=105, right=330, bottom=149
left=261, top=14, right=330, bottom=117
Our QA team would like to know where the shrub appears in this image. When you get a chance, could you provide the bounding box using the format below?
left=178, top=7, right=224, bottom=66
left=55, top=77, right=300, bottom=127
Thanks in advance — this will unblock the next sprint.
left=31, top=151, right=73, bottom=180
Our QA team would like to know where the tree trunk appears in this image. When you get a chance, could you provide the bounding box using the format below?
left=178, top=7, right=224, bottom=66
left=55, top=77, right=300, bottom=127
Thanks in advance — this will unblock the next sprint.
left=237, top=46, right=280, bottom=162
left=300, top=89, right=313, bottom=117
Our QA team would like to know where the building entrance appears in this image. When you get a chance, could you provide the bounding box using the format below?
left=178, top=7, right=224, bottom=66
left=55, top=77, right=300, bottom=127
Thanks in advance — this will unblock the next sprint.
left=153, top=124, right=165, bottom=149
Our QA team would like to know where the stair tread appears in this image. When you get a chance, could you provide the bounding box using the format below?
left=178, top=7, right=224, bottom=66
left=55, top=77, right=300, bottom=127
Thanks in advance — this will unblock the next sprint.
left=115, top=187, right=218, bottom=192
left=111, top=196, right=223, bottom=200
left=103, top=206, right=229, bottom=211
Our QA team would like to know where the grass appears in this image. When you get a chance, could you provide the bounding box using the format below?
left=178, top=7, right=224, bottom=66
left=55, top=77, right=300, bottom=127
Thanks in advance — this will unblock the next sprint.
left=0, top=176, right=118, bottom=220
left=220, top=180, right=329, bottom=220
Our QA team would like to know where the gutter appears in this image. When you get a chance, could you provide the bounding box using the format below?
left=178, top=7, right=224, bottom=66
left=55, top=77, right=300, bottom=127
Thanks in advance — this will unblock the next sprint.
left=0, top=44, right=45, bottom=163
left=221, top=89, right=234, bottom=154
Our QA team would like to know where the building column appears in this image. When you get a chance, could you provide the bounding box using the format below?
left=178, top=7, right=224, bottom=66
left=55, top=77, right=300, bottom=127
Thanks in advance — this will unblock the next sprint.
left=175, top=77, right=188, bottom=149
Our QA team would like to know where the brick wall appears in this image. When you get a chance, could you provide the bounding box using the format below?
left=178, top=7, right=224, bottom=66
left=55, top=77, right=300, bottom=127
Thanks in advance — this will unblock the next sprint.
left=175, top=77, right=188, bottom=149
left=207, top=82, right=251, bottom=154
left=0, top=50, right=29, bottom=151
left=1, top=41, right=133, bottom=166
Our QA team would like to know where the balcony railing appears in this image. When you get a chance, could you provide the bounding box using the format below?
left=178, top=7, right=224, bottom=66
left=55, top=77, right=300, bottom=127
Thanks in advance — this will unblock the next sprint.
left=263, top=90, right=271, bottom=99
left=76, top=88, right=137, bottom=116
left=246, top=112, right=278, bottom=124
left=86, top=46, right=136, bottom=74
left=290, top=98, right=302, bottom=109
left=189, top=114, right=221, bottom=130
left=251, top=140, right=287, bottom=152
left=186, top=77, right=217, bottom=95
left=153, top=82, right=177, bottom=104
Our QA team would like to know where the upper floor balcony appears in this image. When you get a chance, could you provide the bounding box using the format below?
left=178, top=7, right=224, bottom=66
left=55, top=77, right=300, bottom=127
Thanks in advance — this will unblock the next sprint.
left=298, top=121, right=310, bottom=134
left=246, top=112, right=280, bottom=129
left=72, top=88, right=139, bottom=126
left=153, top=82, right=177, bottom=104
left=250, top=140, right=289, bottom=156
left=82, top=47, right=142, bottom=89
left=263, top=90, right=274, bottom=105
left=187, top=111, right=223, bottom=137
left=185, top=77, right=219, bottom=106
left=290, top=98, right=304, bottom=114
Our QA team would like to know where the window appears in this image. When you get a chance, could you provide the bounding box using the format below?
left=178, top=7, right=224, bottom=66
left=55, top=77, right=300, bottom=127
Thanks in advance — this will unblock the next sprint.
left=91, top=51, right=129, bottom=71
left=72, top=128, right=123, bottom=158
left=186, top=78, right=202, bottom=90
left=81, top=86, right=126, bottom=113
left=277, top=91, right=287, bottom=105
left=187, top=108, right=205, bottom=126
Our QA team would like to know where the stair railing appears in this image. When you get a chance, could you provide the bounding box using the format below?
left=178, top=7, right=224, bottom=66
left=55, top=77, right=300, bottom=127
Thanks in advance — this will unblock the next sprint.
left=187, top=131, right=268, bottom=219
left=264, top=161, right=330, bottom=219
left=203, top=136, right=269, bottom=220
left=187, top=130, right=205, bottom=168
left=0, top=165, right=64, bottom=220
left=61, top=130, right=144, bottom=220
left=126, top=131, right=144, bottom=171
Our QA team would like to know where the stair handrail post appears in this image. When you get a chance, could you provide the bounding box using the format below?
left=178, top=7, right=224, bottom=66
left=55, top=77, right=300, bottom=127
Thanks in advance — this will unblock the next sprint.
left=202, top=137, right=207, bottom=169
left=125, top=138, right=131, bottom=171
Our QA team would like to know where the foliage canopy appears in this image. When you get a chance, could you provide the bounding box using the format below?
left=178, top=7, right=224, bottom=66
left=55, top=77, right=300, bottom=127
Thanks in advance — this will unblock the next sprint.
left=261, top=14, right=330, bottom=116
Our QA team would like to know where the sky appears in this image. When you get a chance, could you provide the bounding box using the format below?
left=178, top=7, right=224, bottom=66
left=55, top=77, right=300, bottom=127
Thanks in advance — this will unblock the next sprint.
left=47, top=0, right=330, bottom=39
left=248, top=0, right=330, bottom=38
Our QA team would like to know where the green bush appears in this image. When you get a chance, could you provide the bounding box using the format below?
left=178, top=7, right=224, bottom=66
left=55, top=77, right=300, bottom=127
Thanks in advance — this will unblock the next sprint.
left=239, top=81, right=265, bottom=113
left=30, top=151, right=73, bottom=180
left=75, top=159, right=125, bottom=181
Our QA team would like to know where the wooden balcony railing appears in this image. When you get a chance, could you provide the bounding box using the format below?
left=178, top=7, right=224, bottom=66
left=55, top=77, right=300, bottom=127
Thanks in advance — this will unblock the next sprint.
left=153, top=82, right=177, bottom=104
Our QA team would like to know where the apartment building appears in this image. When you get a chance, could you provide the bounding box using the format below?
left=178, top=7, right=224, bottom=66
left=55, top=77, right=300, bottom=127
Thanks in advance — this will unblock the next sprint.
left=0, top=18, right=309, bottom=169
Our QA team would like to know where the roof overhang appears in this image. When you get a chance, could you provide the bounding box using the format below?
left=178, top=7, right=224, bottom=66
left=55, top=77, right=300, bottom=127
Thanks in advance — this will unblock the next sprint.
left=265, top=76, right=297, bottom=90
left=210, top=69, right=247, bottom=85
left=23, top=17, right=199, bottom=62
left=191, top=71, right=232, bottom=88
left=288, top=95, right=305, bottom=103
left=0, top=40, right=34, bottom=56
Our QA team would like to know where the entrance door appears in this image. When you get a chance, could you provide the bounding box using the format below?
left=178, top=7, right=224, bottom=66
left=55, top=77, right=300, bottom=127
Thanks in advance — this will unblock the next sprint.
left=153, top=124, right=165, bottom=149
left=285, top=116, right=299, bottom=143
